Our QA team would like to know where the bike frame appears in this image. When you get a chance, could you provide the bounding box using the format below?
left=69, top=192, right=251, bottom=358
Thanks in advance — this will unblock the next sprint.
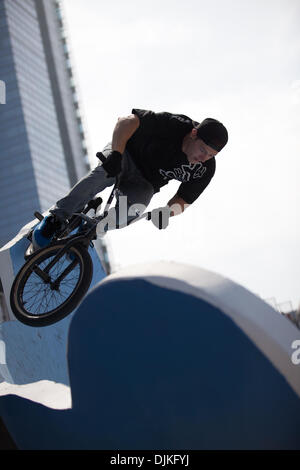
left=29, top=180, right=151, bottom=288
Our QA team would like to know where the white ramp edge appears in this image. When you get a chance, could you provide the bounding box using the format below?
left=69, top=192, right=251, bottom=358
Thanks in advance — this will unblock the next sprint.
left=0, top=381, right=71, bottom=410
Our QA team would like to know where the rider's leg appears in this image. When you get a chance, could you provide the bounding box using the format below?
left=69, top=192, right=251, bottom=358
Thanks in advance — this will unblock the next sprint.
left=50, top=143, right=115, bottom=222
left=32, top=144, right=115, bottom=249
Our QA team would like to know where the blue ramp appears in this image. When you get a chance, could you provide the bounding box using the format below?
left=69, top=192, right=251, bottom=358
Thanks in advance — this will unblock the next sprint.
left=0, top=262, right=299, bottom=449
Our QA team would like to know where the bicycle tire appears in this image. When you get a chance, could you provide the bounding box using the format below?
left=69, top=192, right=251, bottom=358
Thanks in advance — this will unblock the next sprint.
left=10, top=241, right=93, bottom=327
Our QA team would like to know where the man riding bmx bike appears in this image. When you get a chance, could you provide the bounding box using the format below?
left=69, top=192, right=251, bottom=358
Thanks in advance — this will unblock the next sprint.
left=32, top=108, right=228, bottom=249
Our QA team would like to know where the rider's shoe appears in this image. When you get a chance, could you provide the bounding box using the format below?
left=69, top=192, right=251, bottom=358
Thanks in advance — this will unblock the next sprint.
left=32, top=214, right=62, bottom=251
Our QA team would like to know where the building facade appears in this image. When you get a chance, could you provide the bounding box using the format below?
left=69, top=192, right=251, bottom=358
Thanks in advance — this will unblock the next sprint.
left=0, top=0, right=111, bottom=271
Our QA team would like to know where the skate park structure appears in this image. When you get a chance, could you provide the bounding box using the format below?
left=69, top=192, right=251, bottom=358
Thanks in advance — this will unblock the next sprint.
left=0, top=221, right=300, bottom=449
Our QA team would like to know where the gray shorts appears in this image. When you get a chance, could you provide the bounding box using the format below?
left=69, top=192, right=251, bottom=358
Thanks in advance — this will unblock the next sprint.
left=51, top=143, right=154, bottom=228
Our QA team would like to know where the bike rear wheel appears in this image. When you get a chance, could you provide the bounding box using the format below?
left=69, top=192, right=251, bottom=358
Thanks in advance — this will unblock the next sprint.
left=10, top=241, right=93, bottom=327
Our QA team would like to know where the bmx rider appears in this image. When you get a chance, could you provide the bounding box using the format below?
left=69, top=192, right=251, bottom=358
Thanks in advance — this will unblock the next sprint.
left=32, top=108, right=228, bottom=249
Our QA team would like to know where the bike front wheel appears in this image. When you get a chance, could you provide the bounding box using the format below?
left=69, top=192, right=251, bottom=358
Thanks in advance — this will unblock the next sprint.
left=10, top=241, right=93, bottom=327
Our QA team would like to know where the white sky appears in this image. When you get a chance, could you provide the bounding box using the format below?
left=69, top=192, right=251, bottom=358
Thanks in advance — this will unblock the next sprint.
left=63, top=0, right=300, bottom=310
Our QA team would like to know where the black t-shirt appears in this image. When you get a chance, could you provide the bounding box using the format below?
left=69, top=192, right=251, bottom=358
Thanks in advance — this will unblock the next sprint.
left=126, top=109, right=216, bottom=204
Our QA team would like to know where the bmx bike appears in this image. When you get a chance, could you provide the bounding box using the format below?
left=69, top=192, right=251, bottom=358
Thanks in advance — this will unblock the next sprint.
left=9, top=154, right=156, bottom=327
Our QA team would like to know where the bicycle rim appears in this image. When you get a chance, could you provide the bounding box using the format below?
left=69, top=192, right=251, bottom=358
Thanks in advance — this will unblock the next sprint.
left=11, top=243, right=92, bottom=326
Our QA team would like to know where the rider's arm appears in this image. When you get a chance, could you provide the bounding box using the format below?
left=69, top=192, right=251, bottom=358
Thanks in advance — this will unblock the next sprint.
left=112, top=114, right=140, bottom=154
left=167, top=194, right=190, bottom=217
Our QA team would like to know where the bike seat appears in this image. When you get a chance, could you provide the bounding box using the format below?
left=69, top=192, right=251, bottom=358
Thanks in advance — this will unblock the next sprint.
left=86, top=197, right=102, bottom=213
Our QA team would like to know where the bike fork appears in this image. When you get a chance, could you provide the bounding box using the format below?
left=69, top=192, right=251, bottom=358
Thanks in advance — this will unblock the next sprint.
left=49, top=258, right=79, bottom=290
left=30, top=238, right=87, bottom=288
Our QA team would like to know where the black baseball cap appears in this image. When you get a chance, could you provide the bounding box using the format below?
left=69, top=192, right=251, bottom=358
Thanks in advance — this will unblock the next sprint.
left=196, top=118, right=228, bottom=152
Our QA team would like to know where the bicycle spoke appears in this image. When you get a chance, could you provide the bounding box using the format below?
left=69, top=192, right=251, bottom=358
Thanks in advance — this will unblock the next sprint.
left=20, top=249, right=82, bottom=316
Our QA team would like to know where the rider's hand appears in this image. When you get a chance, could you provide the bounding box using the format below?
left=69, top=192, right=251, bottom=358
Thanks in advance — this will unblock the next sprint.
left=99, top=150, right=122, bottom=178
left=150, top=206, right=171, bottom=230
